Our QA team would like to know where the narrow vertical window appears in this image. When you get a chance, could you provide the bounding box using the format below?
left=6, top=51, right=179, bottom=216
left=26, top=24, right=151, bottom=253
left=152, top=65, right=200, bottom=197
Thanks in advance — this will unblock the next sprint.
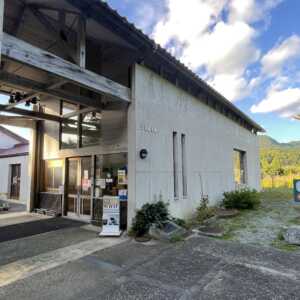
left=181, top=134, right=187, bottom=197
left=173, top=132, right=179, bottom=198
left=234, top=149, right=247, bottom=185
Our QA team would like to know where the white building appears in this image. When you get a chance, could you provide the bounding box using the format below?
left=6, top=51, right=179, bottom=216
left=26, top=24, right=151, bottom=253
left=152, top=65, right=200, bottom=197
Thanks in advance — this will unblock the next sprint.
left=0, top=0, right=264, bottom=228
left=0, top=126, right=30, bottom=205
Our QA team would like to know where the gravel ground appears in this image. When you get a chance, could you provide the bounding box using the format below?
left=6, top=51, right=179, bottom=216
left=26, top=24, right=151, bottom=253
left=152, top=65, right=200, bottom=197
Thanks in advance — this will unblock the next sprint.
left=217, top=189, right=300, bottom=251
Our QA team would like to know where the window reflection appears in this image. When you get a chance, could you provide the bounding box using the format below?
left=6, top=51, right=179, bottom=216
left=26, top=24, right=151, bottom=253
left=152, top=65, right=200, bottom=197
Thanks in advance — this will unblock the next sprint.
left=61, top=102, right=78, bottom=149
left=44, top=160, right=63, bottom=192
left=82, top=111, right=102, bottom=147
left=234, top=150, right=246, bottom=185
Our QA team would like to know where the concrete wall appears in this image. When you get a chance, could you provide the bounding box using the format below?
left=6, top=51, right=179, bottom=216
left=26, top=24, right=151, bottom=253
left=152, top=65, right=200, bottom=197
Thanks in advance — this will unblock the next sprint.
left=128, top=64, right=260, bottom=220
left=0, top=155, right=30, bottom=204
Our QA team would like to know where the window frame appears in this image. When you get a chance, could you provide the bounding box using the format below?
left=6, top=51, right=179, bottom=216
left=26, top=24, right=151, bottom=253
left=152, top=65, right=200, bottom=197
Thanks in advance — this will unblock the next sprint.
left=173, top=131, right=179, bottom=199
left=181, top=133, right=188, bottom=197
left=233, top=149, right=247, bottom=185
left=59, top=100, right=102, bottom=150
left=43, top=159, right=64, bottom=193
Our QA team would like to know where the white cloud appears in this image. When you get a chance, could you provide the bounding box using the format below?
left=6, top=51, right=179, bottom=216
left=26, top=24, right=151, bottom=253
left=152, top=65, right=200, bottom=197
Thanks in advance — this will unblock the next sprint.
left=228, top=0, right=283, bottom=23
left=252, top=35, right=300, bottom=118
left=181, top=21, right=260, bottom=76
left=251, top=87, right=300, bottom=117
left=151, top=0, right=281, bottom=102
left=261, top=35, right=300, bottom=77
left=208, top=73, right=249, bottom=101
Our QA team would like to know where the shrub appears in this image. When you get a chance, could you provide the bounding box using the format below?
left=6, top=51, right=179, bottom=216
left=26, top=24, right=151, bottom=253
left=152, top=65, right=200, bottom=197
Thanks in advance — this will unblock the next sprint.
left=131, top=201, right=169, bottom=237
left=222, top=188, right=260, bottom=210
left=171, top=217, right=187, bottom=228
left=197, top=196, right=216, bottom=224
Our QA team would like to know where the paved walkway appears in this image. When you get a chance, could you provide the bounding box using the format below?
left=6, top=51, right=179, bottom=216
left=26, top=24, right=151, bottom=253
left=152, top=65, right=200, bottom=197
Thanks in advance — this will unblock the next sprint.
left=1, top=225, right=300, bottom=299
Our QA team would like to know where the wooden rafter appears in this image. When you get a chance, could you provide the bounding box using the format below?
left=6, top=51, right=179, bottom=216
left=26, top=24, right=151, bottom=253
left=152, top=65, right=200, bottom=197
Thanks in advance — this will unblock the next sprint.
left=5, top=80, right=69, bottom=110
left=27, top=5, right=77, bottom=62
left=77, top=15, right=86, bottom=68
left=1, top=33, right=131, bottom=102
left=26, top=3, right=80, bottom=16
left=0, top=72, right=103, bottom=109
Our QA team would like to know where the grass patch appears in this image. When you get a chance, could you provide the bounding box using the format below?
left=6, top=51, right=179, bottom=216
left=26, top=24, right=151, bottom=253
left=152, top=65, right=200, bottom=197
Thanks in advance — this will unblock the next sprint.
left=288, top=217, right=300, bottom=225
left=271, top=230, right=300, bottom=252
left=169, top=234, right=185, bottom=243
left=271, top=240, right=300, bottom=252
left=220, top=232, right=235, bottom=240
left=261, top=188, right=293, bottom=202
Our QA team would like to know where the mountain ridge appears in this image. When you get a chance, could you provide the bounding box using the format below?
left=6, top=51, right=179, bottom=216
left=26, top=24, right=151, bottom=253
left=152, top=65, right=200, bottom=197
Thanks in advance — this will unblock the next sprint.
left=259, top=135, right=300, bottom=149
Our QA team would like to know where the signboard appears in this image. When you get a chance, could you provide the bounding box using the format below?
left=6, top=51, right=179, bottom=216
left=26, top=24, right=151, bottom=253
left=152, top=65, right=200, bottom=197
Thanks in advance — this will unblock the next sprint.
left=99, top=196, right=122, bottom=236
left=82, top=178, right=90, bottom=191
left=294, top=179, right=300, bottom=202
left=118, top=189, right=128, bottom=201
left=118, top=169, right=127, bottom=185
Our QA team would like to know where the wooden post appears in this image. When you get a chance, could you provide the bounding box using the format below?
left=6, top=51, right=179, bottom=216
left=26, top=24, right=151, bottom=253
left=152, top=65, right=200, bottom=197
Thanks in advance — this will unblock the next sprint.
left=28, top=121, right=37, bottom=212
left=90, top=155, right=95, bottom=223
left=77, top=16, right=86, bottom=69
left=0, top=0, right=4, bottom=65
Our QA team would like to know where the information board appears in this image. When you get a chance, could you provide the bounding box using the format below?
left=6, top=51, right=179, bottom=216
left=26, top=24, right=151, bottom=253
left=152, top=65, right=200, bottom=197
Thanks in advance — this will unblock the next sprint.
left=99, top=196, right=122, bottom=236
left=294, top=179, right=300, bottom=202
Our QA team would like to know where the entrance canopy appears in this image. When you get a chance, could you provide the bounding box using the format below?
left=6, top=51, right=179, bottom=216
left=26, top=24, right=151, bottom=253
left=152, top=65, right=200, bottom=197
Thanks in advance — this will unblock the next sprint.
left=0, top=0, right=136, bottom=126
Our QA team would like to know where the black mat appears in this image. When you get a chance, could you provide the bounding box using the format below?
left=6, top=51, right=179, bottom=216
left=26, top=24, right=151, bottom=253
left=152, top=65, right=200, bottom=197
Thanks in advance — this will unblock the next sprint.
left=0, top=218, right=85, bottom=243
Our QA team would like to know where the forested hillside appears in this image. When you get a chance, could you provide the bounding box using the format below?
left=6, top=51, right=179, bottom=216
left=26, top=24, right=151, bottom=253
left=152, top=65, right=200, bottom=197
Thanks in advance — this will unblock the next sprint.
left=259, top=135, right=300, bottom=188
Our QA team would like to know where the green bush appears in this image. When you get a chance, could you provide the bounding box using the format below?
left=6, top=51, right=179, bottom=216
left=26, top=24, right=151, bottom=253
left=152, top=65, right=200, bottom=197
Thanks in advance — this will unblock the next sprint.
left=171, top=217, right=187, bottom=228
left=131, top=201, right=169, bottom=237
left=197, top=196, right=216, bottom=224
left=222, top=188, right=260, bottom=210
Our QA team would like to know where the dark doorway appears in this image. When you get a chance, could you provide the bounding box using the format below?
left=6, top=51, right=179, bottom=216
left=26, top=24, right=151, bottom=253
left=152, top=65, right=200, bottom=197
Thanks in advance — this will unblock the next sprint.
left=10, top=164, right=21, bottom=200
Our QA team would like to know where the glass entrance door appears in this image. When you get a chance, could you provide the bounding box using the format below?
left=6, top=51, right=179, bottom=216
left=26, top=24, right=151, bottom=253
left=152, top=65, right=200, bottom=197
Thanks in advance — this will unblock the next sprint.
left=67, top=157, right=92, bottom=221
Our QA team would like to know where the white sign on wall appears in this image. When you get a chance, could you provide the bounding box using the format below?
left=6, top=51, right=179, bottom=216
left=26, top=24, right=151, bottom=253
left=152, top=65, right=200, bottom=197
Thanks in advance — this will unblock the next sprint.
left=99, top=196, right=122, bottom=237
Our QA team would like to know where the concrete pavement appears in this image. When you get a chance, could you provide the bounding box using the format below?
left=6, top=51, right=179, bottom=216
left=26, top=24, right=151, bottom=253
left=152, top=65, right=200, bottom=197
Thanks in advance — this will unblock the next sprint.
left=1, top=226, right=300, bottom=299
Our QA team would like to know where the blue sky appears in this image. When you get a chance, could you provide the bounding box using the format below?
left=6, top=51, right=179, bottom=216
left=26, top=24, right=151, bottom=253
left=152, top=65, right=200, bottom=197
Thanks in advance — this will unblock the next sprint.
left=2, top=1, right=300, bottom=143
left=106, top=0, right=300, bottom=143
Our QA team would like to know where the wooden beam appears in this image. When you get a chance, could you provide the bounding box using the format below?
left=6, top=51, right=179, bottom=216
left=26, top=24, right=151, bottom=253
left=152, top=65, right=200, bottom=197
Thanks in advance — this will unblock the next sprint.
left=63, top=106, right=99, bottom=119
left=27, top=3, right=80, bottom=16
left=2, top=33, right=131, bottom=102
left=0, top=0, right=4, bottom=65
left=5, top=80, right=68, bottom=110
left=0, top=115, right=35, bottom=128
left=0, top=104, right=75, bottom=124
left=0, top=71, right=103, bottom=109
left=77, top=16, right=86, bottom=68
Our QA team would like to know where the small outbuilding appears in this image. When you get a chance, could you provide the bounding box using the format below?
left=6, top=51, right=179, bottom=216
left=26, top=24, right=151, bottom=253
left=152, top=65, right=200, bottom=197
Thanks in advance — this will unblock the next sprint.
left=0, top=126, right=29, bottom=205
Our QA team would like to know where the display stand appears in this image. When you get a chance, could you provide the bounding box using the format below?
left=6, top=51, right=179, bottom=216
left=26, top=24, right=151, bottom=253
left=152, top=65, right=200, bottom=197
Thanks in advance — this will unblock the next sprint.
left=99, top=196, right=122, bottom=237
